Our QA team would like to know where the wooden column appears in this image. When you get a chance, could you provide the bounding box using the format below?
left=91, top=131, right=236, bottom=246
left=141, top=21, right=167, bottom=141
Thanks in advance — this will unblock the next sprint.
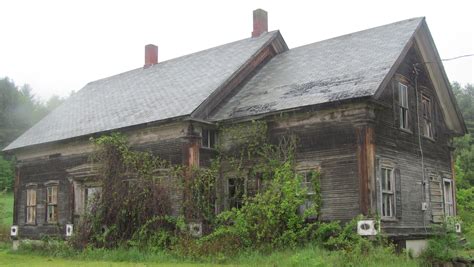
left=181, top=123, right=201, bottom=220
left=356, top=124, right=376, bottom=216
left=182, top=123, right=200, bottom=168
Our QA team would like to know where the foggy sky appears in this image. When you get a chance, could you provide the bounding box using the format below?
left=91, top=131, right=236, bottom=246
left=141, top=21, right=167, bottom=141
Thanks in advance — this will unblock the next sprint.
left=0, top=0, right=472, bottom=101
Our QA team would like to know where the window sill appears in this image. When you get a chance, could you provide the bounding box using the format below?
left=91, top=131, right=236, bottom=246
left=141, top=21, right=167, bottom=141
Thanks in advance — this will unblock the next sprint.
left=200, top=146, right=218, bottom=151
left=381, top=217, right=398, bottom=222
left=423, top=136, right=436, bottom=142
left=399, top=128, right=412, bottom=134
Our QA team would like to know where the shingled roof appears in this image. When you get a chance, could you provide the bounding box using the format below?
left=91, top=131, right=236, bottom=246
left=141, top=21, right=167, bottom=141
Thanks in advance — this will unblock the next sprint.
left=210, top=17, right=423, bottom=121
left=7, top=16, right=462, bottom=152
left=4, top=31, right=279, bottom=151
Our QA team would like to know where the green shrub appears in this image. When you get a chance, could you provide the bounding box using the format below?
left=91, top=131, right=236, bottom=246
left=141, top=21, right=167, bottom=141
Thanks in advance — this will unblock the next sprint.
left=420, top=217, right=467, bottom=264
left=209, top=161, right=314, bottom=250
left=18, top=237, right=76, bottom=257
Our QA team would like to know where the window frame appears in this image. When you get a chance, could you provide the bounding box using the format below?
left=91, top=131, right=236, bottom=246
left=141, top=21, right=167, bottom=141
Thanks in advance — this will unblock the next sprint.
left=46, top=185, right=58, bottom=223
left=201, top=129, right=217, bottom=149
left=85, top=186, right=102, bottom=211
left=442, top=178, right=454, bottom=217
left=421, top=94, right=434, bottom=139
left=227, top=177, right=244, bottom=209
left=381, top=166, right=395, bottom=219
left=398, top=83, right=409, bottom=130
left=297, top=170, right=319, bottom=217
left=26, top=188, right=37, bottom=225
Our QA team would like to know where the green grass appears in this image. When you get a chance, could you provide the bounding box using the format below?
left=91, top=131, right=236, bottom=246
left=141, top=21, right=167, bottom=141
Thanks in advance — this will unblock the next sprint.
left=0, top=243, right=422, bottom=267
left=0, top=250, right=205, bottom=266
left=0, top=192, right=13, bottom=226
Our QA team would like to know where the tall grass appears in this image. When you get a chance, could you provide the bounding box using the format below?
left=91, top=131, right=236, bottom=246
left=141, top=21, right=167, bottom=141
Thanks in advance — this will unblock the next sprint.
left=0, top=192, right=13, bottom=242
left=0, top=192, right=13, bottom=226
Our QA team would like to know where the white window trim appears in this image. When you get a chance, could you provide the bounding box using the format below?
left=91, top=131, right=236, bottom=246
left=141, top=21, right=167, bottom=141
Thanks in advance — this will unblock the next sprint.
left=442, top=178, right=454, bottom=217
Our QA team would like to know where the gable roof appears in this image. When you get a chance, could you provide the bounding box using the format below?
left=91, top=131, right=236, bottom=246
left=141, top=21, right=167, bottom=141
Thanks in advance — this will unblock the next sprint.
left=209, top=17, right=466, bottom=135
left=4, top=31, right=280, bottom=151
left=4, top=17, right=466, bottom=152
left=210, top=17, right=424, bottom=121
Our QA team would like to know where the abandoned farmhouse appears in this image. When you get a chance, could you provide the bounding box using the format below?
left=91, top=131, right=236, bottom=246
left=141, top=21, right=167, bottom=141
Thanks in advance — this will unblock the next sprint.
left=4, top=9, right=466, bottom=245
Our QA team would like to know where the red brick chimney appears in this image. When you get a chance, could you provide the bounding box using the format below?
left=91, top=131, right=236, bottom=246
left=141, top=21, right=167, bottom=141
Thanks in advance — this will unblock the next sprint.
left=252, top=9, right=268, bottom=38
left=144, top=44, right=158, bottom=67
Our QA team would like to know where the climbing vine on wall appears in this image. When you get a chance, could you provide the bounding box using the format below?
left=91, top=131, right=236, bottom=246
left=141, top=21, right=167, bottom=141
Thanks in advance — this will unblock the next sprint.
left=75, top=120, right=323, bottom=253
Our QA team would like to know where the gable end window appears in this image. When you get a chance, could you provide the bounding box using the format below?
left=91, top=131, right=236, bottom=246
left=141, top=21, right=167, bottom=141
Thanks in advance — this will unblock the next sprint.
left=381, top=167, right=395, bottom=218
left=422, top=95, right=433, bottom=138
left=201, top=129, right=217, bottom=149
left=46, top=185, right=58, bottom=223
left=398, top=83, right=409, bottom=130
left=26, top=188, right=37, bottom=224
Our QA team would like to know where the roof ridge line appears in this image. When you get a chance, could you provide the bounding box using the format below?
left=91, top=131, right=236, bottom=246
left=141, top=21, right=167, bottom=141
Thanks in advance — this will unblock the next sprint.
left=288, top=17, right=425, bottom=52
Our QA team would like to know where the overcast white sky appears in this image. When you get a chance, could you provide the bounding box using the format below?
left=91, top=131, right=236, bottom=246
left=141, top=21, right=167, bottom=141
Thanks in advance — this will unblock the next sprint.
left=0, top=0, right=473, bottom=101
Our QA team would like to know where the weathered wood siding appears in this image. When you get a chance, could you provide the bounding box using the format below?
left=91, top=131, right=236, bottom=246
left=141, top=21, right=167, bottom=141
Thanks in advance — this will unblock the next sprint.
left=270, top=104, right=373, bottom=221
left=15, top=155, right=88, bottom=238
left=13, top=121, right=191, bottom=239
left=216, top=103, right=374, bottom=221
left=374, top=45, right=454, bottom=236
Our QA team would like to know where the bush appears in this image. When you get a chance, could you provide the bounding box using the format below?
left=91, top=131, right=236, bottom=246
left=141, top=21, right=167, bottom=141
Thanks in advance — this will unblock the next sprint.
left=208, top=161, right=315, bottom=251
left=73, top=133, right=177, bottom=249
left=420, top=217, right=467, bottom=264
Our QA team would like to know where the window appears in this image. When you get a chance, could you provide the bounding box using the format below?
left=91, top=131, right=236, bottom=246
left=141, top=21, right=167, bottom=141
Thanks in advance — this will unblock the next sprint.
left=443, top=179, right=454, bottom=216
left=201, top=129, right=217, bottom=149
left=298, top=170, right=318, bottom=216
left=86, top=186, right=102, bottom=210
left=46, top=186, right=58, bottom=223
left=381, top=167, right=395, bottom=218
left=26, top=188, right=36, bottom=224
left=399, top=83, right=409, bottom=130
left=228, top=178, right=244, bottom=209
left=422, top=95, right=433, bottom=138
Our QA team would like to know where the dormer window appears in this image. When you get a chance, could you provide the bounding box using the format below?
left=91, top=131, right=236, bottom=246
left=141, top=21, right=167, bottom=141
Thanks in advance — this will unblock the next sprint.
left=399, top=83, right=409, bottom=130
left=422, top=95, right=433, bottom=138
left=201, top=129, right=217, bottom=149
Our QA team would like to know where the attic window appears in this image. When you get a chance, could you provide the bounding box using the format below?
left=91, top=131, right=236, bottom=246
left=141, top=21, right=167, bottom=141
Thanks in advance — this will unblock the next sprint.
left=398, top=83, right=409, bottom=130
left=422, top=95, right=433, bottom=138
left=201, top=129, right=217, bottom=149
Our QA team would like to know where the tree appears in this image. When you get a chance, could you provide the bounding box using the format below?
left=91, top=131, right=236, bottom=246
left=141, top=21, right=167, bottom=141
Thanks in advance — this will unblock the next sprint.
left=0, top=155, right=13, bottom=191
left=0, top=76, right=69, bottom=192
left=452, top=82, right=474, bottom=235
